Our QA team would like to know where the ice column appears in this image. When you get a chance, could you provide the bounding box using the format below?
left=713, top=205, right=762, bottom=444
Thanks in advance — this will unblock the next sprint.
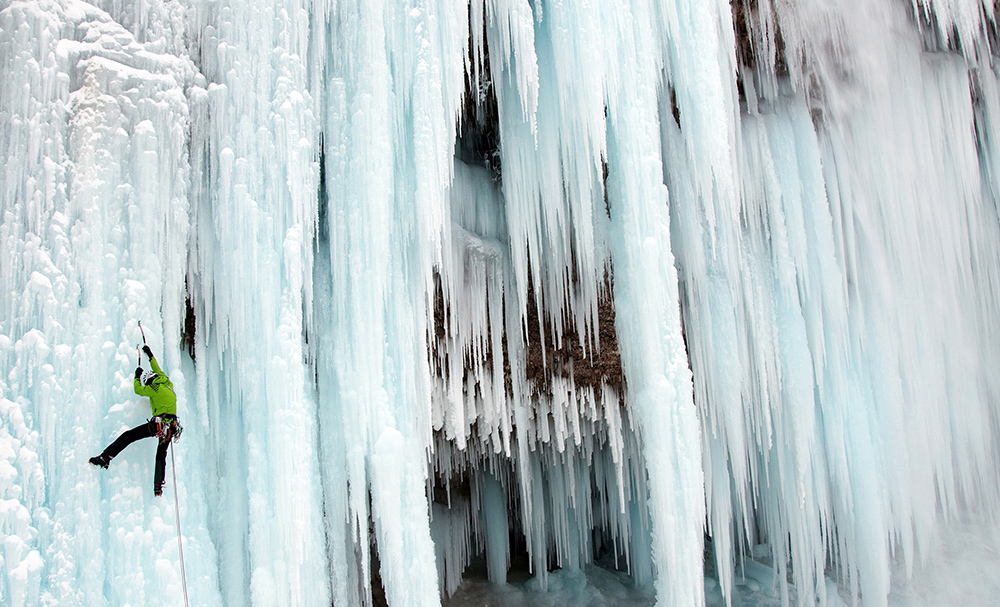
left=600, top=6, right=706, bottom=607
left=187, top=1, right=328, bottom=605
left=315, top=0, right=471, bottom=605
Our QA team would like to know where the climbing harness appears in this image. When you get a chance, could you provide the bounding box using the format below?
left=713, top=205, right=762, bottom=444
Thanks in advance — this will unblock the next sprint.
left=154, top=415, right=183, bottom=441
left=170, top=441, right=190, bottom=607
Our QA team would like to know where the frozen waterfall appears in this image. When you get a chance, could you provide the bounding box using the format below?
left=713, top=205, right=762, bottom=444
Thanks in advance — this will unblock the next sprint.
left=1, top=0, right=999, bottom=606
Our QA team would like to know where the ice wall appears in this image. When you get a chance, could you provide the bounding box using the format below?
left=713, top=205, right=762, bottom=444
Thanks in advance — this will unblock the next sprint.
left=1, top=0, right=999, bottom=606
left=674, top=2, right=1000, bottom=604
left=0, top=1, right=213, bottom=605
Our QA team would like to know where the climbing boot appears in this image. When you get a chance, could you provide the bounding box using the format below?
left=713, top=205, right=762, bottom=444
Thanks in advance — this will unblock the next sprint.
left=88, top=455, right=110, bottom=469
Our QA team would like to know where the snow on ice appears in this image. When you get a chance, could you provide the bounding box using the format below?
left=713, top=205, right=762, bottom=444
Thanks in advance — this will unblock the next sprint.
left=1, top=0, right=999, bottom=606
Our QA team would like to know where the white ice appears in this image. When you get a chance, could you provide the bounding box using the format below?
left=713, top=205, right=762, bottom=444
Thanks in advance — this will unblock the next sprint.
left=1, top=0, right=999, bottom=606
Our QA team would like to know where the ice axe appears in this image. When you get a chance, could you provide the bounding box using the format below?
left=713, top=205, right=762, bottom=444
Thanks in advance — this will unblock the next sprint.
left=138, top=320, right=149, bottom=363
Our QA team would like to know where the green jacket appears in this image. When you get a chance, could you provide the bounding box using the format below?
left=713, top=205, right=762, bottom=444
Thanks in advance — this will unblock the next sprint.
left=134, top=355, right=176, bottom=417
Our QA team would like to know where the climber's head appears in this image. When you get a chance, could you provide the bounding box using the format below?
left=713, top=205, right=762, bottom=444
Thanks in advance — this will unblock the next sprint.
left=140, top=370, right=158, bottom=386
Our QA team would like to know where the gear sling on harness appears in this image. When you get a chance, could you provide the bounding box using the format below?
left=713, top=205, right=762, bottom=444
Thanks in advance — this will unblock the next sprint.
left=155, top=414, right=184, bottom=441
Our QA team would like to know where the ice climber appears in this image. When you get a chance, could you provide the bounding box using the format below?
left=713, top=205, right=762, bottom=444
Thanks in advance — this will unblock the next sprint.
left=89, top=345, right=182, bottom=496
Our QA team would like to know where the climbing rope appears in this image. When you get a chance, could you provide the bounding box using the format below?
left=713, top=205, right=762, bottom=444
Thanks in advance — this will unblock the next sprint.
left=170, top=442, right=191, bottom=607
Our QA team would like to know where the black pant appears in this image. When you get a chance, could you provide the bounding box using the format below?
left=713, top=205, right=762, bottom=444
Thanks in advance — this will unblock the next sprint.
left=100, top=417, right=174, bottom=489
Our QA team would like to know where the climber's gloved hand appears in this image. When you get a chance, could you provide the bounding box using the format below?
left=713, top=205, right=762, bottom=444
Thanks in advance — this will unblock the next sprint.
left=135, top=366, right=143, bottom=379
left=142, top=345, right=153, bottom=359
